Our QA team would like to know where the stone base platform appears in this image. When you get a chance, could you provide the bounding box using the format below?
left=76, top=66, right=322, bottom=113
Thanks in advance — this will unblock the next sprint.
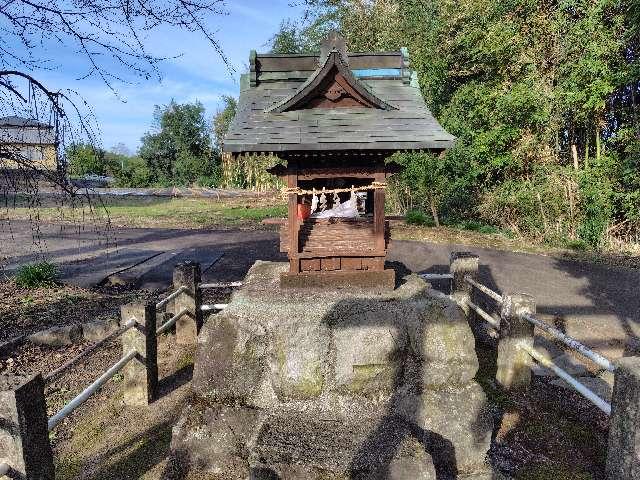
left=171, top=261, right=493, bottom=479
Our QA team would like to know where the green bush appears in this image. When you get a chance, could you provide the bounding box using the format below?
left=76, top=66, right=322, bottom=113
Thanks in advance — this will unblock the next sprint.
left=114, top=156, right=152, bottom=187
left=577, top=166, right=613, bottom=249
left=455, top=219, right=501, bottom=234
left=405, top=209, right=434, bottom=226
left=15, top=261, right=59, bottom=288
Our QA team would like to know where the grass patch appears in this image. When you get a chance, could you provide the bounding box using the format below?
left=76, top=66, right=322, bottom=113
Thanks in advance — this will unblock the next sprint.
left=3, top=196, right=286, bottom=229
left=55, top=457, right=84, bottom=480
left=453, top=219, right=504, bottom=235
left=15, top=261, right=59, bottom=288
left=176, top=350, right=195, bottom=370
left=563, top=238, right=590, bottom=251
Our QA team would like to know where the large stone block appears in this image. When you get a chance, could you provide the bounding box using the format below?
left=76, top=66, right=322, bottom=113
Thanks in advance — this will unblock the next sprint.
left=332, top=315, right=406, bottom=395
left=394, top=382, right=492, bottom=475
left=82, top=318, right=119, bottom=342
left=28, top=324, right=82, bottom=346
left=192, top=313, right=267, bottom=404
left=417, top=303, right=479, bottom=388
left=182, top=262, right=492, bottom=478
left=270, top=321, right=328, bottom=400
left=171, top=402, right=259, bottom=478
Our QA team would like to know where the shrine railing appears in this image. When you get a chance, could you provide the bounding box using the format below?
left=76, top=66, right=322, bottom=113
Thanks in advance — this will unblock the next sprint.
left=421, top=252, right=638, bottom=479
left=0, top=261, right=239, bottom=480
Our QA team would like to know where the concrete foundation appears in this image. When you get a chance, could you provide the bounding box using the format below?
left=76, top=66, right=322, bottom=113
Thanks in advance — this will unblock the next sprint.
left=171, top=261, right=493, bottom=479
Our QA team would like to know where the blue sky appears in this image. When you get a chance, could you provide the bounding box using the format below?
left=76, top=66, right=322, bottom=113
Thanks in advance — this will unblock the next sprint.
left=17, top=1, right=303, bottom=153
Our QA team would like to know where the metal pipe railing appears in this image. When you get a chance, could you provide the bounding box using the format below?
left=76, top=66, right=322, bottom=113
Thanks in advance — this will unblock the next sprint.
left=466, top=299, right=500, bottom=328
left=520, top=312, right=615, bottom=373
left=156, top=308, right=189, bottom=335
left=520, top=342, right=612, bottom=415
left=155, top=285, right=187, bottom=310
left=464, top=276, right=503, bottom=304
left=48, top=350, right=137, bottom=431
left=419, top=273, right=453, bottom=281
left=0, top=462, right=9, bottom=476
left=201, top=304, right=227, bottom=312
left=44, top=318, right=136, bottom=383
left=199, top=281, right=243, bottom=289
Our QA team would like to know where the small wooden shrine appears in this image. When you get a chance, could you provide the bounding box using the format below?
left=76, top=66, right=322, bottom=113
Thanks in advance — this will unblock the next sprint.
left=223, top=32, right=454, bottom=288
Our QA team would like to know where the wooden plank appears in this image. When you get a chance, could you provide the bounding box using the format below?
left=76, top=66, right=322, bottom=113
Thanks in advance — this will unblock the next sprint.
left=300, top=258, right=321, bottom=271
left=259, top=71, right=313, bottom=81
left=321, top=257, right=341, bottom=271
left=287, top=162, right=299, bottom=273
left=257, top=55, right=319, bottom=72
left=374, top=168, right=385, bottom=253
left=342, top=257, right=363, bottom=270
left=362, top=257, right=385, bottom=271
left=256, top=52, right=402, bottom=72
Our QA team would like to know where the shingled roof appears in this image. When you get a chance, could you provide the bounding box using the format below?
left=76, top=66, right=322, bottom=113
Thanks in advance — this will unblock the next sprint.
left=0, top=116, right=56, bottom=145
left=223, top=32, right=455, bottom=154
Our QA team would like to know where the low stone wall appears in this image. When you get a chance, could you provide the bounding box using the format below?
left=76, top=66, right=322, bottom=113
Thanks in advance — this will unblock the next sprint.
left=172, top=261, right=493, bottom=479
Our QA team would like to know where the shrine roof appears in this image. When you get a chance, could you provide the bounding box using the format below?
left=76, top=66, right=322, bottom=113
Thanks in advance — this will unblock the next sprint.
left=223, top=35, right=455, bottom=154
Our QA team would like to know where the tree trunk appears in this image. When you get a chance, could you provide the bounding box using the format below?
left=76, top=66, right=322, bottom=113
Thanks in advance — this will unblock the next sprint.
left=429, top=197, right=440, bottom=228
left=571, top=144, right=579, bottom=170
left=632, top=82, right=639, bottom=138
left=584, top=134, right=590, bottom=169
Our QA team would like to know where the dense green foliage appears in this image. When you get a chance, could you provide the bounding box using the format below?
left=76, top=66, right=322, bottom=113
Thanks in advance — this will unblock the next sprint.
left=67, top=144, right=111, bottom=176
left=68, top=100, right=222, bottom=187
left=139, top=101, right=219, bottom=186
left=273, top=0, right=640, bottom=249
left=15, top=261, right=59, bottom=288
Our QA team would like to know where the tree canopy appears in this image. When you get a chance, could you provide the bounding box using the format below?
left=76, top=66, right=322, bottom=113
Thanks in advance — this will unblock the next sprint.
left=139, top=101, right=217, bottom=186
left=272, top=0, right=640, bottom=249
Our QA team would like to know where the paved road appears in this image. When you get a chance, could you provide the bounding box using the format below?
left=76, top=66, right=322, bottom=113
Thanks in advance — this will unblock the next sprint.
left=2, top=220, right=638, bottom=359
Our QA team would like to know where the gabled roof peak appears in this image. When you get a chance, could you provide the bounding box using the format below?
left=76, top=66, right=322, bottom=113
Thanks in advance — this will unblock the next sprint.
left=265, top=35, right=397, bottom=114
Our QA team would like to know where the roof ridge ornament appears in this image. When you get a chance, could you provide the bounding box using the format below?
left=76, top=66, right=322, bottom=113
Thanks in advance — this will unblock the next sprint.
left=319, top=31, right=348, bottom=67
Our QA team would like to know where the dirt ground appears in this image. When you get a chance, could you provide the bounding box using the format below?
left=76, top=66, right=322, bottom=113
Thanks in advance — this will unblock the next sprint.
left=0, top=284, right=231, bottom=480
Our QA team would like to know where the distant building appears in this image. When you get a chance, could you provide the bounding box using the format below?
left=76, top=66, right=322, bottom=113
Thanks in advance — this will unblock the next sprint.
left=0, top=116, right=58, bottom=172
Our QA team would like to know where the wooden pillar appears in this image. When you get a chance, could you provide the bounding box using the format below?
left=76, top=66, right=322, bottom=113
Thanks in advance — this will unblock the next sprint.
left=173, top=262, right=202, bottom=345
left=121, top=302, right=158, bottom=406
left=0, top=375, right=55, bottom=479
left=496, top=294, right=536, bottom=391
left=373, top=166, right=385, bottom=261
left=288, top=161, right=299, bottom=274
left=606, top=356, right=640, bottom=479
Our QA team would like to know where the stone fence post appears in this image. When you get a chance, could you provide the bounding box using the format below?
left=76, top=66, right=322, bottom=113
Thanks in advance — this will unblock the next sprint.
left=606, top=356, right=640, bottom=479
left=121, top=302, right=158, bottom=406
left=0, top=374, right=55, bottom=479
left=449, top=252, right=479, bottom=316
left=496, top=293, right=536, bottom=391
left=173, top=262, right=202, bottom=345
